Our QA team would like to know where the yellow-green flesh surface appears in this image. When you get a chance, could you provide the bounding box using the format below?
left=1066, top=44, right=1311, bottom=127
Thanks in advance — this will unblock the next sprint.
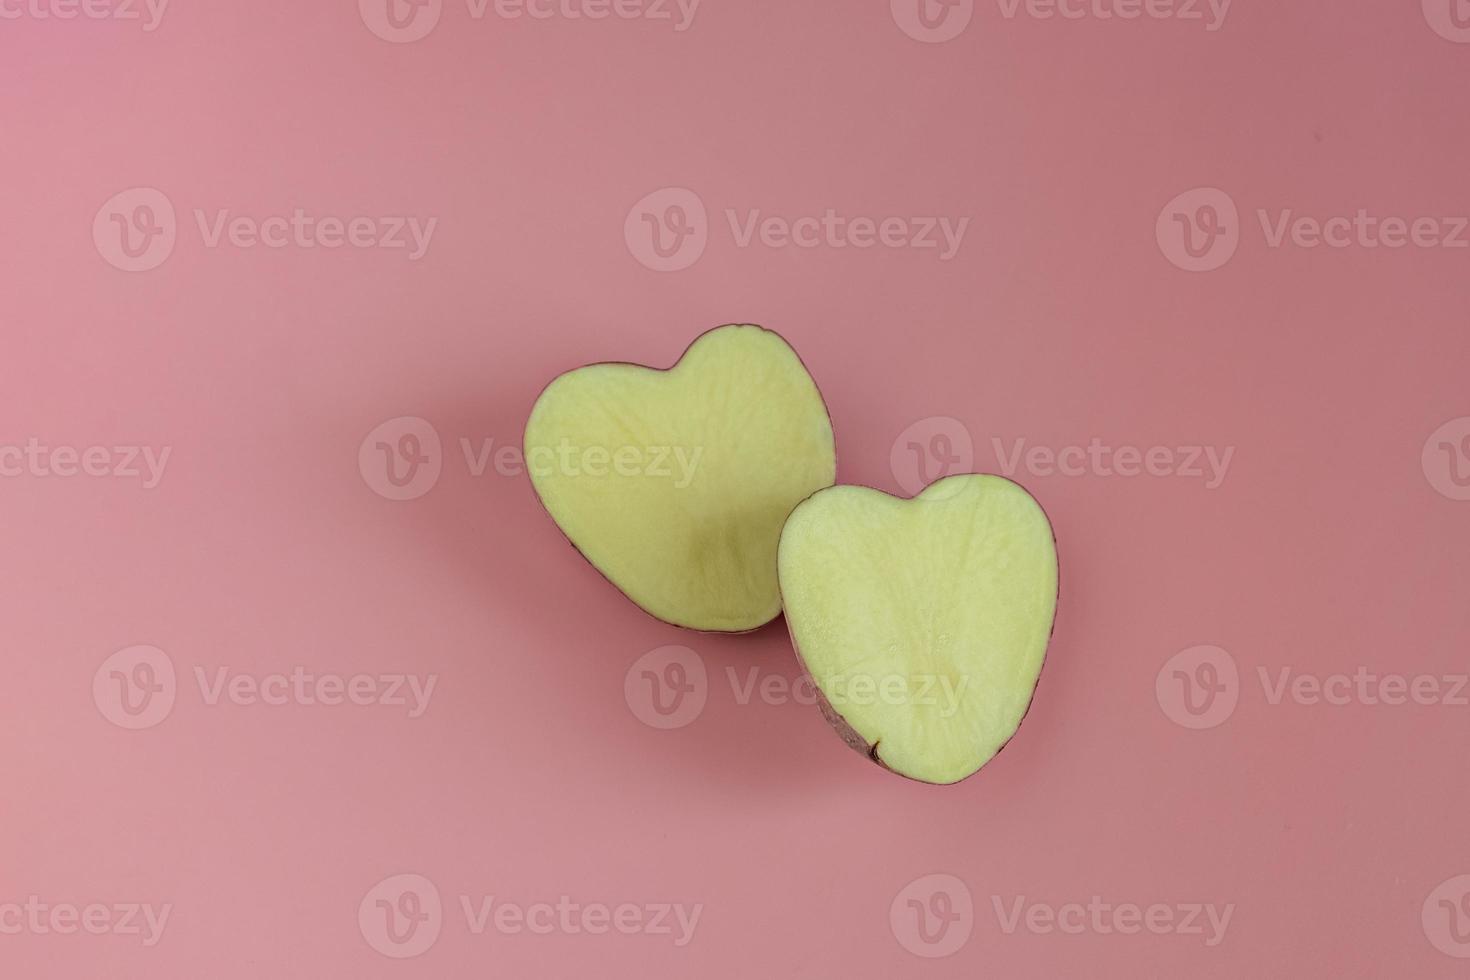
left=525, top=325, right=836, bottom=632
left=778, top=476, right=1057, bottom=784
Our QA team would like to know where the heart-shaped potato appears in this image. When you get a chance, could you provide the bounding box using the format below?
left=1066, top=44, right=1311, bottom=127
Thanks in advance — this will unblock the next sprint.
left=525, top=325, right=836, bottom=632
left=777, top=475, right=1058, bottom=784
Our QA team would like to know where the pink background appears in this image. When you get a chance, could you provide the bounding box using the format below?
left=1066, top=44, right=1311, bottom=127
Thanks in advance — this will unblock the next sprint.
left=2, top=0, right=1469, bottom=976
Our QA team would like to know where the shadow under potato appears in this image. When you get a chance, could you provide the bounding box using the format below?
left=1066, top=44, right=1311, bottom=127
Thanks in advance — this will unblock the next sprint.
left=390, top=390, right=852, bottom=793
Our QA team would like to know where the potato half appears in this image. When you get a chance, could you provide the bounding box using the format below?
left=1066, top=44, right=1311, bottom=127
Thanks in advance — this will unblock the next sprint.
left=525, top=325, right=836, bottom=632
left=777, top=475, right=1058, bottom=784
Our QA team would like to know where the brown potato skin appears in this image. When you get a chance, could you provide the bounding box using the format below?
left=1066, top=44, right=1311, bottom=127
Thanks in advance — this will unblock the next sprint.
left=524, top=323, right=837, bottom=635
left=777, top=476, right=1061, bottom=786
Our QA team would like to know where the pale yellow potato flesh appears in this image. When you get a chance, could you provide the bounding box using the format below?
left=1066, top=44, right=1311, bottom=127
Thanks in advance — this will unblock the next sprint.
left=525, top=325, right=836, bottom=632
left=778, top=476, right=1057, bottom=784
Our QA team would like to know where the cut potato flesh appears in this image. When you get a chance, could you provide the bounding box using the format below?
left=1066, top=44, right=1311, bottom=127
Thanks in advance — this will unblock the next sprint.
left=777, top=476, right=1057, bottom=784
left=525, top=325, right=836, bottom=632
